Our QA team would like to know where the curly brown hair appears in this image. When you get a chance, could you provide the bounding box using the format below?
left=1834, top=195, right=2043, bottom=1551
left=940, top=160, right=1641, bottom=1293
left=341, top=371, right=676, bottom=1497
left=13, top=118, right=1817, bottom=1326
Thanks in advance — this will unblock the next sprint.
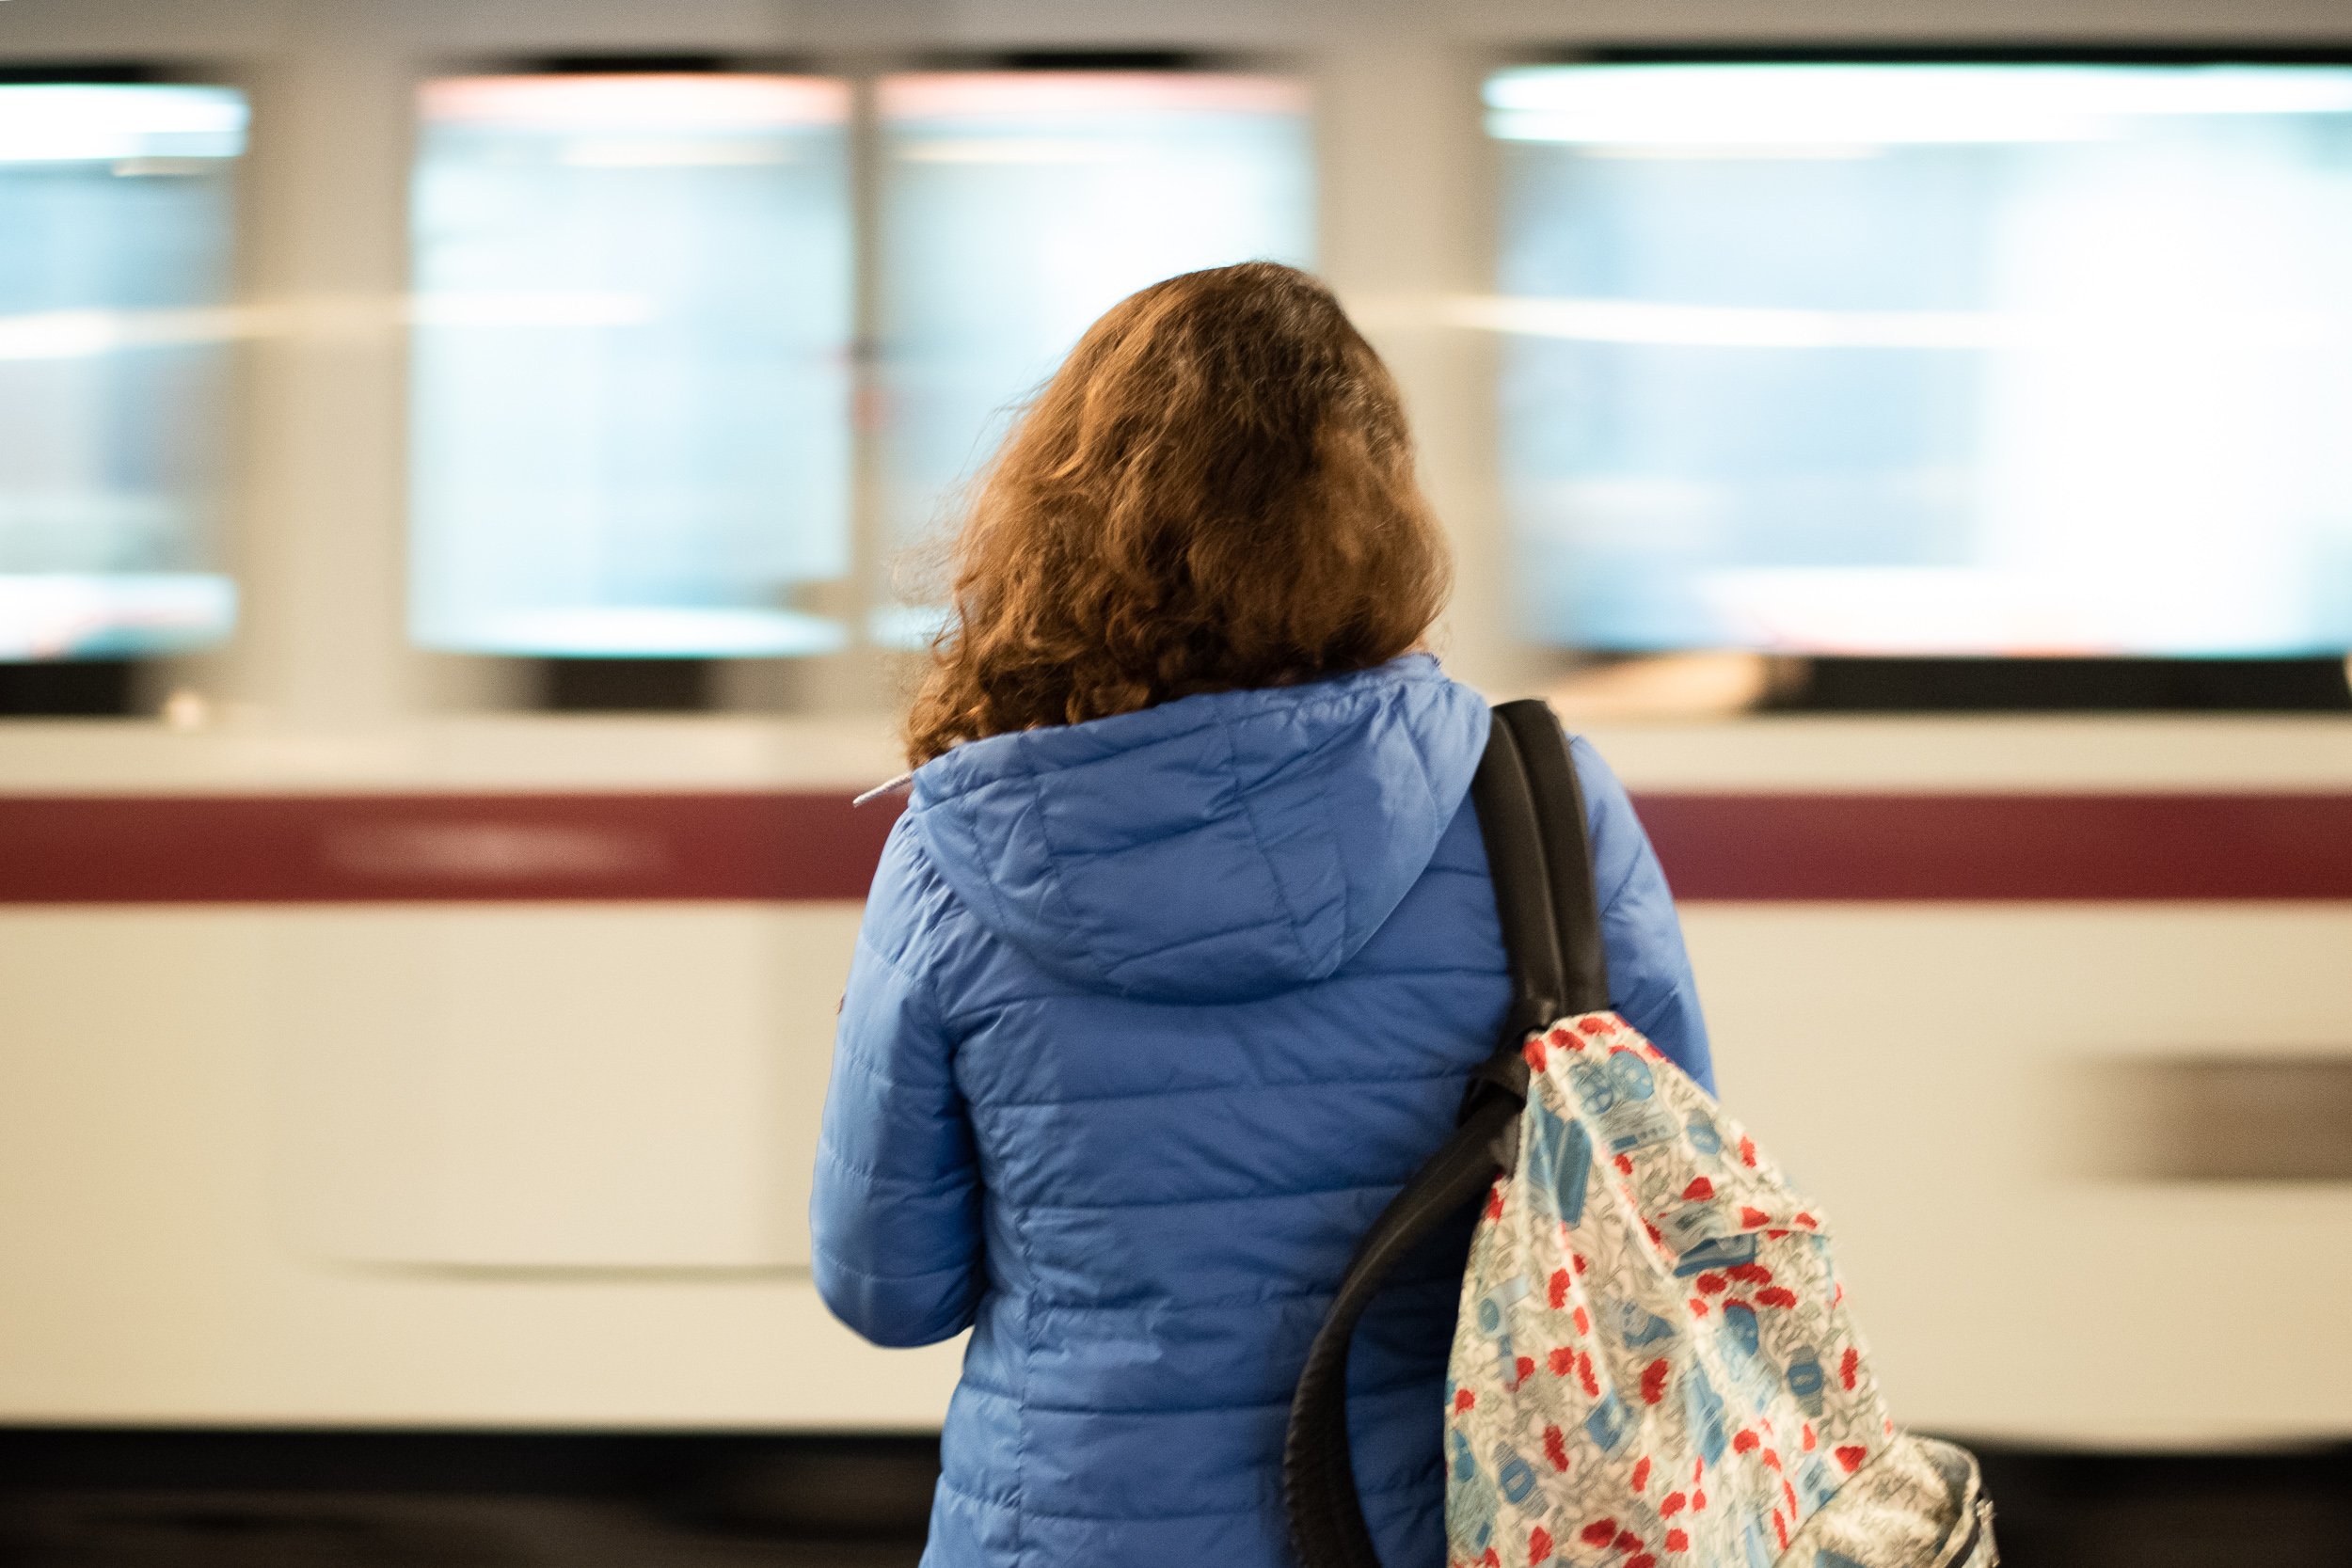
left=903, top=261, right=1452, bottom=766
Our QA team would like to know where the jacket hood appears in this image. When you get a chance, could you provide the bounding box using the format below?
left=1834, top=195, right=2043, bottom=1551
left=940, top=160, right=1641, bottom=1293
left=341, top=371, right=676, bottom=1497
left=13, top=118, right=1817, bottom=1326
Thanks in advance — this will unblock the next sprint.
left=903, top=654, right=1490, bottom=1004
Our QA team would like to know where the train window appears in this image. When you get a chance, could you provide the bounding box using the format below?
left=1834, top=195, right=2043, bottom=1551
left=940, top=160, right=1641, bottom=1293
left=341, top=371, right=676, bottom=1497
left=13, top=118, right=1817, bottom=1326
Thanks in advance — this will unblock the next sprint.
left=0, top=83, right=245, bottom=662
left=407, top=73, right=853, bottom=659
left=874, top=71, right=1314, bottom=642
left=1487, top=62, right=2352, bottom=658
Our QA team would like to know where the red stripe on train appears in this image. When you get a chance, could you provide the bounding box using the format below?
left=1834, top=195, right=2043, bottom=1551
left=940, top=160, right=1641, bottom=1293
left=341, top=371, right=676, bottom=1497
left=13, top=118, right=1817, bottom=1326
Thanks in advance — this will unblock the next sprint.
left=1634, top=794, right=2352, bottom=902
left=0, top=793, right=902, bottom=904
left=0, top=791, right=2348, bottom=904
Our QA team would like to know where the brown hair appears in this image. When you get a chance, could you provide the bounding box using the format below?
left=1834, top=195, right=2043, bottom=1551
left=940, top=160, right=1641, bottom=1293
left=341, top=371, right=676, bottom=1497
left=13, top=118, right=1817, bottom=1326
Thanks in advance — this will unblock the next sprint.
left=903, top=261, right=1451, bottom=766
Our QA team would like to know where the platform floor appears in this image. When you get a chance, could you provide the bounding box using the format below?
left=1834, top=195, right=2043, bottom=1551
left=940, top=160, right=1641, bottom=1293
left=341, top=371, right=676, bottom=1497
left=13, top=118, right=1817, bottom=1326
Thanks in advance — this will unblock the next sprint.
left=1, top=1430, right=2347, bottom=1567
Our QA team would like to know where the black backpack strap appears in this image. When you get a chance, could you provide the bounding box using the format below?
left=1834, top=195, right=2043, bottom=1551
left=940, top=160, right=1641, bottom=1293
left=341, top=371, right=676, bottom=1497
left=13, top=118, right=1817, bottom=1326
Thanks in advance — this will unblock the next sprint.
left=1473, top=710, right=1569, bottom=1049
left=1492, top=698, right=1612, bottom=1018
left=1282, top=699, right=1611, bottom=1568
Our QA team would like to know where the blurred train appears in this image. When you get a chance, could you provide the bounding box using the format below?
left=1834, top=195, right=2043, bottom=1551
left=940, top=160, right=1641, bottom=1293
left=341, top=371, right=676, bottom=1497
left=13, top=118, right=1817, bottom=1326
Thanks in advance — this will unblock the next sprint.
left=2, top=0, right=2350, bottom=1463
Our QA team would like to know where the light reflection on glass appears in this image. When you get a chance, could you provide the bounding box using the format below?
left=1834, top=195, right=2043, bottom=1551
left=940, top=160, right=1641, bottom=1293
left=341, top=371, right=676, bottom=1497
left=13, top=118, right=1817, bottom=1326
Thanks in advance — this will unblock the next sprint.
left=1490, top=63, right=2352, bottom=656
left=0, top=84, right=245, bottom=660
left=876, top=71, right=1314, bottom=640
left=407, top=74, right=853, bottom=658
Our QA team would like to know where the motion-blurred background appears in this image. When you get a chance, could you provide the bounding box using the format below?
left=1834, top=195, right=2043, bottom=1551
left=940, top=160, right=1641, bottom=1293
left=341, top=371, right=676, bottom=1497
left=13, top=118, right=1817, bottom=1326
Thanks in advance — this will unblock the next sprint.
left=2, top=0, right=2348, bottom=1563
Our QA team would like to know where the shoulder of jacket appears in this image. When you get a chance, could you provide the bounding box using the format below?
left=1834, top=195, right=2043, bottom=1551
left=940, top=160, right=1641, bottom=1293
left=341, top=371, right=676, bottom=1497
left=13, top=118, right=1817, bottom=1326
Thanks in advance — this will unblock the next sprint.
left=862, top=811, right=982, bottom=973
left=1558, top=733, right=1655, bottom=915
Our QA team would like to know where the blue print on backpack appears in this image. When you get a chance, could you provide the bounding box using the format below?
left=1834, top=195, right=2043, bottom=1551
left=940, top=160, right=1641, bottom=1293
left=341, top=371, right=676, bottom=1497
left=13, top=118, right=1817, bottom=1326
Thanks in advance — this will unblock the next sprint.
left=1614, top=1302, right=1677, bottom=1350
left=1661, top=1194, right=1732, bottom=1249
left=1494, top=1444, right=1540, bottom=1507
left=1720, top=1301, right=1780, bottom=1405
left=1475, top=1276, right=1534, bottom=1390
left=1522, top=1094, right=1593, bottom=1224
left=1445, top=1430, right=1498, bottom=1558
left=1672, top=1232, right=1760, bottom=1278
left=1680, top=1364, right=1731, bottom=1465
left=1685, top=1113, right=1723, bottom=1155
left=1799, top=1456, right=1839, bottom=1512
left=1583, top=1390, right=1634, bottom=1453
left=1786, top=1346, right=1828, bottom=1418
left=1566, top=1050, right=1677, bottom=1154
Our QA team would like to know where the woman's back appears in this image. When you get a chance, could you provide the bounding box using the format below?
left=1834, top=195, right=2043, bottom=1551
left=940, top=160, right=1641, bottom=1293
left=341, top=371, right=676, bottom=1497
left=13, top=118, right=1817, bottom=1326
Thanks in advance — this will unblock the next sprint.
left=814, top=654, right=1710, bottom=1568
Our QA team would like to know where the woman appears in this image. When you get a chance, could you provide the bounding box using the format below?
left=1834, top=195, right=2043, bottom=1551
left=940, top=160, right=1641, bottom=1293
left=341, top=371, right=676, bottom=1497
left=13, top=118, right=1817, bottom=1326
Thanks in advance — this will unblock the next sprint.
left=813, top=261, right=1711, bottom=1568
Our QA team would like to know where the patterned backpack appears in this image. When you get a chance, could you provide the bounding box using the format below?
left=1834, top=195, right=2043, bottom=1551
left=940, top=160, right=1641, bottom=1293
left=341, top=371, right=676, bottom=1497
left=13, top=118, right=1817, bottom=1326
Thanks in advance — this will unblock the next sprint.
left=1285, top=700, right=1996, bottom=1568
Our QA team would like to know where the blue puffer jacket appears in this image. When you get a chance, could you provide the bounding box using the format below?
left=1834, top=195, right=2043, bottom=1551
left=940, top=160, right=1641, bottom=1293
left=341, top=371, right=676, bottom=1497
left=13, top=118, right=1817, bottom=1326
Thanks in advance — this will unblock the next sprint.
left=813, top=654, right=1711, bottom=1568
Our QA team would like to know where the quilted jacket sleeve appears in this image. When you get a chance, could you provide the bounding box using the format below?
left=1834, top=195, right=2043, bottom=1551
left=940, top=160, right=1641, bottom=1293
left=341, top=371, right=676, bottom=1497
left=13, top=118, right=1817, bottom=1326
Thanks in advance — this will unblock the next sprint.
left=1571, top=736, right=1718, bottom=1096
left=810, top=816, right=985, bottom=1348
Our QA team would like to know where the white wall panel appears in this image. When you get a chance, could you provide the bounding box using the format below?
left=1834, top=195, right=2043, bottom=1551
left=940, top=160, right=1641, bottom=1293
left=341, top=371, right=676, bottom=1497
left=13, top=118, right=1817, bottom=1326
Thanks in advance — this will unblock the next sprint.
left=0, top=906, right=963, bottom=1428
left=1683, top=904, right=2352, bottom=1447
left=4, top=896, right=2346, bottom=1436
left=270, top=905, right=855, bottom=1271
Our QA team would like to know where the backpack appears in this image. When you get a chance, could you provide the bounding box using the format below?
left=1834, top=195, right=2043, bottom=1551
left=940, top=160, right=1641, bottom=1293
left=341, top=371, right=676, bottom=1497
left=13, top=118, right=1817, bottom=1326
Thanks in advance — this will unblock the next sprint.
left=1285, top=699, right=1997, bottom=1568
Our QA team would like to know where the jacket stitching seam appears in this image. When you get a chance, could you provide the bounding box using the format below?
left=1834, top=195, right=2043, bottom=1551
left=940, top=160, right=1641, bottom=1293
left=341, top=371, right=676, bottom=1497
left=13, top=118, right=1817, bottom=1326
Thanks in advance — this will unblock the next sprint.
left=1008, top=1179, right=1407, bottom=1213
left=1096, top=911, right=1312, bottom=974
left=909, top=804, right=1024, bottom=978
left=1005, top=1376, right=1441, bottom=1419
left=1009, top=1131, right=1039, bottom=1564
left=967, top=1067, right=1470, bottom=1112
left=811, top=1138, right=969, bottom=1196
left=1022, top=1275, right=1459, bottom=1313
left=1216, top=708, right=1324, bottom=981
left=937, top=1474, right=1432, bottom=1524
left=845, top=915, right=958, bottom=1077
left=942, top=962, right=1506, bottom=1028
left=807, top=1242, right=974, bottom=1288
